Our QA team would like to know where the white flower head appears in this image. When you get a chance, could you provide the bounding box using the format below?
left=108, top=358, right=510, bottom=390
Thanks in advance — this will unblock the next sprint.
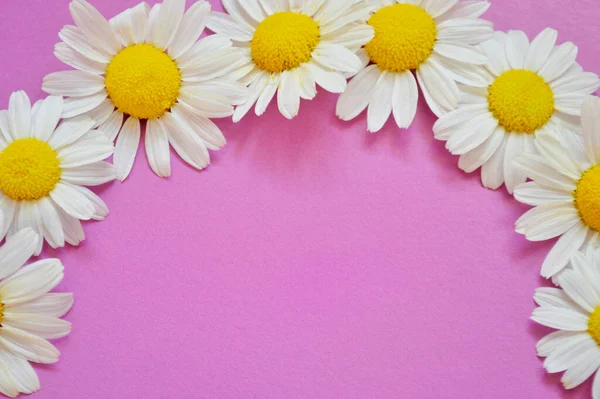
left=533, top=248, right=600, bottom=398
left=207, top=0, right=376, bottom=121
left=434, top=29, right=600, bottom=193
left=44, top=0, right=249, bottom=181
left=337, top=0, right=494, bottom=132
left=0, top=91, right=115, bottom=255
left=0, top=211, right=73, bottom=397
left=514, top=96, right=600, bottom=278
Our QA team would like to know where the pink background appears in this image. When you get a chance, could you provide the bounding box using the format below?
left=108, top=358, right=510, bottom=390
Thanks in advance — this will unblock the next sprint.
left=1, top=0, right=599, bottom=397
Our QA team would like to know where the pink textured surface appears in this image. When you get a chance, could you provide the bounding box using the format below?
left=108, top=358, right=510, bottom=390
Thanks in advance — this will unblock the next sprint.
left=1, top=0, right=600, bottom=397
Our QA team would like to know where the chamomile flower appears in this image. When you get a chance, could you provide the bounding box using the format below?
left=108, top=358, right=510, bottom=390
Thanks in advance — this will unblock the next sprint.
left=207, top=0, right=375, bottom=121
left=0, top=91, right=115, bottom=255
left=434, top=29, right=600, bottom=193
left=336, top=0, right=493, bottom=132
left=532, top=248, right=600, bottom=397
left=44, top=0, right=249, bottom=180
left=513, top=96, right=600, bottom=278
left=0, top=212, right=73, bottom=398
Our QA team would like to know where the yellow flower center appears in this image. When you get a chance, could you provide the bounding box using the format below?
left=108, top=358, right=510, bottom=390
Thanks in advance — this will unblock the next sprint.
left=251, top=11, right=320, bottom=73
left=574, top=164, right=600, bottom=232
left=105, top=44, right=181, bottom=120
left=0, top=138, right=62, bottom=201
left=488, top=70, right=555, bottom=134
left=589, top=306, right=600, bottom=346
left=365, top=4, right=437, bottom=72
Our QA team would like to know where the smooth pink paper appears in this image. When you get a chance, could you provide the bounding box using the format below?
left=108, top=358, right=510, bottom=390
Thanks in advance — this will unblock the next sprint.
left=1, top=0, right=599, bottom=397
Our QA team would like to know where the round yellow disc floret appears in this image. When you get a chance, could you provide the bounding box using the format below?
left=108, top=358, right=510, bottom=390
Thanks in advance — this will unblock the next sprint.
left=105, top=44, right=182, bottom=120
left=251, top=12, right=320, bottom=73
left=574, top=164, right=600, bottom=232
left=0, top=138, right=62, bottom=201
left=365, top=4, right=437, bottom=72
left=488, top=70, right=555, bottom=134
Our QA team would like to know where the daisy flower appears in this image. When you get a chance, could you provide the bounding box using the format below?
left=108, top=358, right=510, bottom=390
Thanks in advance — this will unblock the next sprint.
left=513, top=96, right=600, bottom=278
left=532, top=248, right=600, bottom=397
left=0, top=90, right=115, bottom=255
left=43, top=0, right=249, bottom=180
left=206, top=0, right=375, bottom=121
left=336, top=0, right=493, bottom=132
left=0, top=211, right=73, bottom=397
left=433, top=28, right=600, bottom=193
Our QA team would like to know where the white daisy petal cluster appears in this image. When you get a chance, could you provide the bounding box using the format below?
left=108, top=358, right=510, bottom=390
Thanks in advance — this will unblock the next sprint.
left=532, top=248, right=600, bottom=398
left=434, top=29, right=600, bottom=194
left=207, top=0, right=376, bottom=121
left=337, top=0, right=493, bottom=132
left=514, top=97, right=600, bottom=279
left=0, top=91, right=115, bottom=255
left=0, top=212, right=73, bottom=398
left=44, top=0, right=249, bottom=181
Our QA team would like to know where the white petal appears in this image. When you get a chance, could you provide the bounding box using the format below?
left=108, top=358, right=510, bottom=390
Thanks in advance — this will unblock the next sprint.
left=49, top=182, right=96, bottom=220
left=524, top=28, right=558, bottom=72
left=98, top=109, right=124, bottom=142
left=531, top=307, right=589, bottom=331
left=206, top=12, right=253, bottom=42
left=31, top=96, right=63, bottom=143
left=582, top=96, right=600, bottom=164
left=541, top=222, right=589, bottom=278
left=61, top=90, right=108, bottom=119
left=8, top=91, right=31, bottom=140
left=3, top=313, right=71, bottom=340
left=434, top=42, right=487, bottom=65
left=514, top=153, right=576, bottom=192
left=58, top=25, right=109, bottom=64
left=162, top=111, right=210, bottom=169
left=562, top=351, right=600, bottom=389
left=513, top=182, right=574, bottom=207
left=145, top=118, right=171, bottom=178
left=69, top=0, right=121, bottom=55
left=505, top=30, right=529, bottom=69
left=54, top=42, right=107, bottom=75
left=61, top=161, right=116, bottom=186
left=168, top=1, right=211, bottom=59
left=336, top=65, right=380, bottom=121
left=172, top=103, right=226, bottom=150
left=36, top=198, right=65, bottom=249
left=392, top=71, right=419, bottom=129
left=9, top=293, right=74, bottom=318
left=0, top=229, right=39, bottom=281
left=114, top=117, right=141, bottom=181
left=277, top=70, right=301, bottom=119
left=457, top=125, right=504, bottom=173
left=0, top=352, right=39, bottom=395
left=58, top=129, right=114, bottom=168
left=304, top=63, right=347, bottom=93
left=0, top=326, right=59, bottom=364
left=480, top=133, right=507, bottom=190
left=417, top=59, right=459, bottom=116
left=367, top=71, right=394, bottom=133
left=0, top=259, right=64, bottom=306
left=48, top=116, right=96, bottom=150
left=312, top=43, right=362, bottom=74
left=538, top=42, right=578, bottom=82
left=43, top=70, right=105, bottom=97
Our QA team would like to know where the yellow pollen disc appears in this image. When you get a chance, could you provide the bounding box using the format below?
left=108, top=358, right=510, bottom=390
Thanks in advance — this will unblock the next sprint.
left=365, top=4, right=437, bottom=72
left=488, top=70, right=555, bottom=134
left=251, top=12, right=320, bottom=73
left=589, top=306, right=600, bottom=346
left=105, top=44, right=181, bottom=120
left=574, top=164, right=600, bottom=232
left=0, top=300, right=4, bottom=325
left=0, top=138, right=62, bottom=201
